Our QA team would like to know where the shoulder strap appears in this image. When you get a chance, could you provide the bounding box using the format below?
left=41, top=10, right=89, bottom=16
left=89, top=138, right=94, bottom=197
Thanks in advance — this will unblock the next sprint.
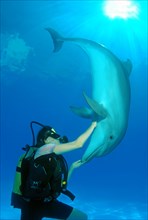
left=24, top=145, right=37, bottom=159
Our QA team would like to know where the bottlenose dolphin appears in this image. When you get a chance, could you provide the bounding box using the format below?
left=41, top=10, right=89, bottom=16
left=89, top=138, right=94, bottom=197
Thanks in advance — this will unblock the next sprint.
left=45, top=28, right=132, bottom=162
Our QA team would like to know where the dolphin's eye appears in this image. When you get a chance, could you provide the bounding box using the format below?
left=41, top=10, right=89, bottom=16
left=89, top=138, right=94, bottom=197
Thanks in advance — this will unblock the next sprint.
left=110, top=135, right=114, bottom=140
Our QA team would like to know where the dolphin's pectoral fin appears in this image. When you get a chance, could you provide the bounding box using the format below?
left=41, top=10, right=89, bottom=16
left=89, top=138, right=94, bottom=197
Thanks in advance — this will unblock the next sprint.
left=83, top=92, right=108, bottom=118
left=70, top=106, right=93, bottom=119
left=70, top=93, right=108, bottom=121
left=45, top=28, right=64, bottom=52
left=70, top=106, right=102, bottom=122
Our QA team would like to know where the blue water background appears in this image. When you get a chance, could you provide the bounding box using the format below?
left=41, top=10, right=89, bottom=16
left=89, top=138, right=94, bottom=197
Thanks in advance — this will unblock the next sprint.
left=0, top=1, right=147, bottom=219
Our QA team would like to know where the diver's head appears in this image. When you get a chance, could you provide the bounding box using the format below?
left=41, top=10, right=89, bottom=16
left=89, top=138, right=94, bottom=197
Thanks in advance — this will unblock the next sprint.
left=36, top=125, right=68, bottom=147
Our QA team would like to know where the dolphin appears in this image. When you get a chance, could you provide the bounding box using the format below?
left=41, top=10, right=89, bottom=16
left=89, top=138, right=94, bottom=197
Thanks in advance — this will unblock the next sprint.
left=45, top=28, right=132, bottom=162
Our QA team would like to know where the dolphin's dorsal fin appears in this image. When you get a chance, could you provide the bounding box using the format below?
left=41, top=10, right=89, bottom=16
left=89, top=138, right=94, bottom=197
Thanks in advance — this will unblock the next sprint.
left=45, top=28, right=64, bottom=52
left=122, top=59, right=132, bottom=77
left=83, top=92, right=108, bottom=118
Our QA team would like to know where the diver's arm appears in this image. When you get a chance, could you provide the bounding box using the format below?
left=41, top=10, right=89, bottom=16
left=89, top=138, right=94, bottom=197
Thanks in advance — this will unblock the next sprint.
left=53, top=121, right=97, bottom=155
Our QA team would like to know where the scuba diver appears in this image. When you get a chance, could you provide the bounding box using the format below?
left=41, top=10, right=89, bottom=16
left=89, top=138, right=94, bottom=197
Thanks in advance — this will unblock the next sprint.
left=11, top=120, right=97, bottom=220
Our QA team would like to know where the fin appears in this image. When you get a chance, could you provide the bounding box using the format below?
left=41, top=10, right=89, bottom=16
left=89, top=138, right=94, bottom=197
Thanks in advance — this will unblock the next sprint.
left=122, top=59, right=132, bottom=77
left=70, top=105, right=103, bottom=122
left=45, top=28, right=64, bottom=52
left=70, top=106, right=93, bottom=119
left=83, top=92, right=108, bottom=118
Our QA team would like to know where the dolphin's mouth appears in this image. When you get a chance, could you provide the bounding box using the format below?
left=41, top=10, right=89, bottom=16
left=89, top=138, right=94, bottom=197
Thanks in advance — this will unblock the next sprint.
left=82, top=143, right=104, bottom=163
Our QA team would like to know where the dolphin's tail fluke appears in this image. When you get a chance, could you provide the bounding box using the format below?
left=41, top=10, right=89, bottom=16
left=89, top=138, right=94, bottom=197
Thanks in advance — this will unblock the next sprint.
left=45, top=28, right=64, bottom=52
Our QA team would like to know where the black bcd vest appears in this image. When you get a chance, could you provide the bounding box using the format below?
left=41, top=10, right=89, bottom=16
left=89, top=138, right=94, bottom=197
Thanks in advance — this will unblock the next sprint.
left=20, top=148, right=75, bottom=201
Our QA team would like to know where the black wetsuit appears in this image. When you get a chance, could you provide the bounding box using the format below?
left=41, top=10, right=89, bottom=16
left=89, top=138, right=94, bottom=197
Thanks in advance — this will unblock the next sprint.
left=11, top=193, right=73, bottom=220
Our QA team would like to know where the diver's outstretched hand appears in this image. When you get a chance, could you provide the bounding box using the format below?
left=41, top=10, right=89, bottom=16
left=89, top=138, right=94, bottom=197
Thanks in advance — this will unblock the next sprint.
left=91, top=121, right=97, bottom=129
left=68, top=160, right=86, bottom=181
left=71, top=160, right=86, bottom=169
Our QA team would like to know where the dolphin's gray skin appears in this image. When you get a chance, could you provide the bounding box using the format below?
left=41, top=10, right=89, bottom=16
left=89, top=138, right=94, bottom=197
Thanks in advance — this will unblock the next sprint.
left=45, top=28, right=132, bottom=162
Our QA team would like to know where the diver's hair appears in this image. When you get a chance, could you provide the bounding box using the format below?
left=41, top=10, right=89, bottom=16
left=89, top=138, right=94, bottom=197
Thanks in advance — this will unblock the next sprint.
left=35, top=124, right=68, bottom=147
left=36, top=126, right=52, bottom=147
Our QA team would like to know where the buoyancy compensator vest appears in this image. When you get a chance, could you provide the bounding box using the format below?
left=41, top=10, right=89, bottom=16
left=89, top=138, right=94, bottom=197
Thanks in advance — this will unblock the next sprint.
left=12, top=145, right=75, bottom=202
